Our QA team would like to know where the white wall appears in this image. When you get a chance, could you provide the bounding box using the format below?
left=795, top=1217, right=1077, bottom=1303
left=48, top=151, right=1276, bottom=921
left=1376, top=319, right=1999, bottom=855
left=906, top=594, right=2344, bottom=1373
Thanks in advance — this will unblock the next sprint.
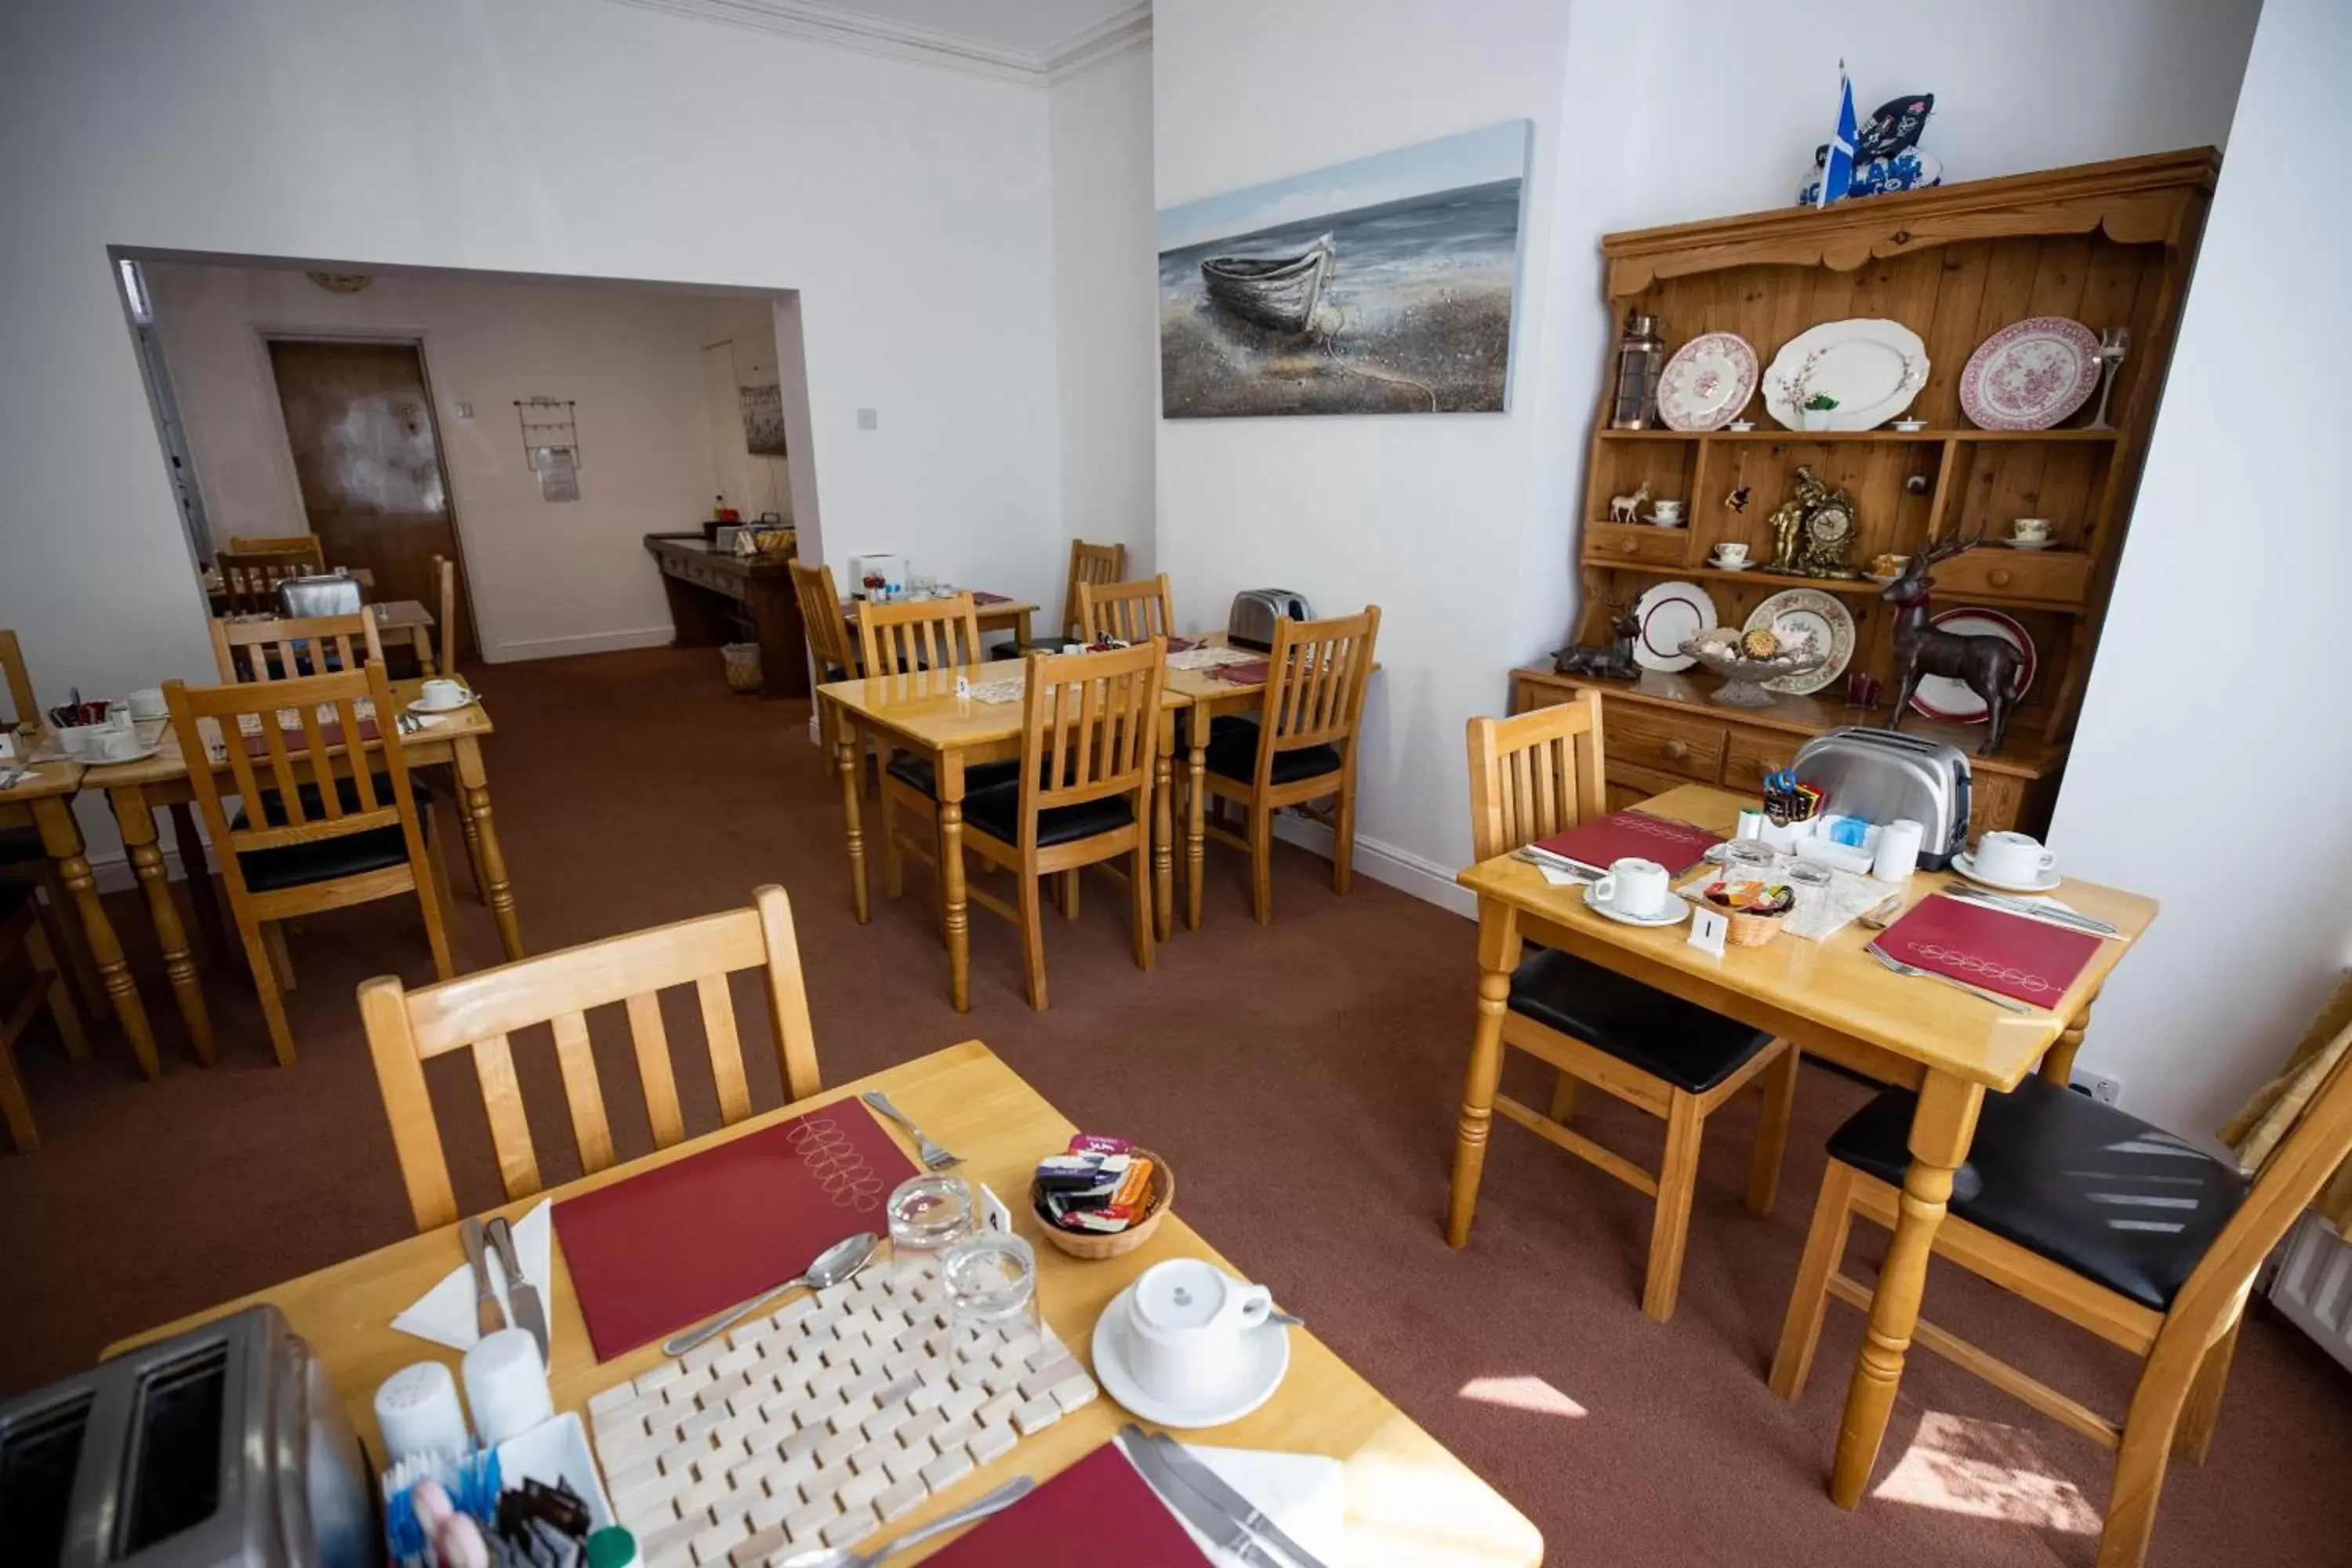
left=1049, top=46, right=1157, bottom=573
left=700, top=296, right=794, bottom=524
left=144, top=261, right=724, bottom=662
left=2053, top=0, right=2352, bottom=1144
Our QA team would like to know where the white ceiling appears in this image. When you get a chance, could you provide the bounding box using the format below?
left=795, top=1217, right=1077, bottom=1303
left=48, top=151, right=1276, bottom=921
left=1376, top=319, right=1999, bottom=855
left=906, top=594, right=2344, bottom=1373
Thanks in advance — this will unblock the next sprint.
left=810, top=0, right=1142, bottom=56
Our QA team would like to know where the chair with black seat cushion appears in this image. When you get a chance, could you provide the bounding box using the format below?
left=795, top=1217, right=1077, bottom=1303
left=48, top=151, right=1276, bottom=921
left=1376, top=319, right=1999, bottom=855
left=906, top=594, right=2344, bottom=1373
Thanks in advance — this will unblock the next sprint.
left=165, top=661, right=454, bottom=1065
left=0, top=883, right=90, bottom=1153
left=1452, top=692, right=1798, bottom=1322
left=215, top=549, right=317, bottom=615
left=791, top=557, right=868, bottom=776
left=210, top=610, right=386, bottom=684
left=960, top=641, right=1165, bottom=1010
left=1076, top=574, right=1176, bottom=645
left=1771, top=1032, right=2352, bottom=1568
left=1200, top=607, right=1379, bottom=925
left=227, top=533, right=327, bottom=571
left=0, top=628, right=110, bottom=1020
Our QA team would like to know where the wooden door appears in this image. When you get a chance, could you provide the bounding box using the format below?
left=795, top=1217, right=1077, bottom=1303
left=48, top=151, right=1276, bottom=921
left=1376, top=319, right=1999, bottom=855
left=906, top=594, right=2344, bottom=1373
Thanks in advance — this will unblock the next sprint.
left=268, top=339, right=474, bottom=661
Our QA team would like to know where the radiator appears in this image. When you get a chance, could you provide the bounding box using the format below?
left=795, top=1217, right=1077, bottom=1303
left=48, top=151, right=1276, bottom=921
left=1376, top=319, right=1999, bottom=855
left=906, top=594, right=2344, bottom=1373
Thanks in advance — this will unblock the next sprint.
left=2270, top=1214, right=2352, bottom=1373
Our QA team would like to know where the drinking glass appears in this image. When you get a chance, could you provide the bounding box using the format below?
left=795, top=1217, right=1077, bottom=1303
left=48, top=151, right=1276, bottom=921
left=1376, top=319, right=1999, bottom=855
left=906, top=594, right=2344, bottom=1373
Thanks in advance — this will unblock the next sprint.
left=1725, top=840, right=1776, bottom=879
left=1784, top=860, right=1833, bottom=920
left=886, top=1174, right=975, bottom=1262
left=940, top=1232, right=1040, bottom=1341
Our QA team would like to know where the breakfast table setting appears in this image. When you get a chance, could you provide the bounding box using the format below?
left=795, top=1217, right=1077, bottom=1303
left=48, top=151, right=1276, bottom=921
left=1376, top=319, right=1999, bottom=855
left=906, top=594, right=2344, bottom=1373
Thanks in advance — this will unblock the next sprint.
left=108, top=1040, right=1543, bottom=1566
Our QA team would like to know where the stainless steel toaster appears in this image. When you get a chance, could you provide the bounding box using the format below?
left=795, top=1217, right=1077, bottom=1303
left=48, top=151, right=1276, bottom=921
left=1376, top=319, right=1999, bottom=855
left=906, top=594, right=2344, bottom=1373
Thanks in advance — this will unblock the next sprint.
left=0, top=1304, right=377, bottom=1567
left=1226, top=590, right=1314, bottom=651
left=276, top=572, right=363, bottom=619
left=1791, top=727, right=1973, bottom=869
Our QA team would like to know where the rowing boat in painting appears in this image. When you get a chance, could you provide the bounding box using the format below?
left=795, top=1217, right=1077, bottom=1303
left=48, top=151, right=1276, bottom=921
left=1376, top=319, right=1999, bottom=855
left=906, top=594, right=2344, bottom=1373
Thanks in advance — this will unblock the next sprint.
left=1199, top=234, right=1334, bottom=332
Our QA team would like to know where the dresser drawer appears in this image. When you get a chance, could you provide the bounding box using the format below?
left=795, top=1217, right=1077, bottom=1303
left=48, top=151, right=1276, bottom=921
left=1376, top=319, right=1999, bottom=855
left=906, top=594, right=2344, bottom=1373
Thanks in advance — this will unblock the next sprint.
left=1584, top=524, right=1695, bottom=568
left=1606, top=705, right=1726, bottom=782
left=1722, top=728, right=1800, bottom=795
left=1929, top=548, right=2092, bottom=604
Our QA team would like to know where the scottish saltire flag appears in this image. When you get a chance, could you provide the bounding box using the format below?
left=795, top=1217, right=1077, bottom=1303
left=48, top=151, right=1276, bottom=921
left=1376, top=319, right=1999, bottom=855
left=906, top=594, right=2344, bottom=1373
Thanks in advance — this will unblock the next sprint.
left=1820, top=67, right=1857, bottom=207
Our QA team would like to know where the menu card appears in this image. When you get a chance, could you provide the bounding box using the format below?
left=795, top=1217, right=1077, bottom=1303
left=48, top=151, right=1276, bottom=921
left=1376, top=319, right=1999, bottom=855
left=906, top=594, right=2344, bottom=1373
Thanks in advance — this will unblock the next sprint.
left=1531, top=810, right=1724, bottom=876
left=551, top=1104, right=917, bottom=1362
left=1868, top=894, right=2100, bottom=1008
left=924, top=1444, right=1214, bottom=1566
left=971, top=590, right=1013, bottom=605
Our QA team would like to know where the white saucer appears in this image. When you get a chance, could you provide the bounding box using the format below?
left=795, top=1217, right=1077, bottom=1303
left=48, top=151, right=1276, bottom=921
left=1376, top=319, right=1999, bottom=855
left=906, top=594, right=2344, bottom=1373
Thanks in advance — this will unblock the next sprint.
left=407, top=696, right=477, bottom=716
left=1583, top=885, right=1689, bottom=927
left=1708, top=557, right=1757, bottom=572
left=78, top=742, right=163, bottom=766
left=1998, top=538, right=2056, bottom=550
left=1951, top=851, right=2062, bottom=894
left=1091, top=1283, right=1290, bottom=1430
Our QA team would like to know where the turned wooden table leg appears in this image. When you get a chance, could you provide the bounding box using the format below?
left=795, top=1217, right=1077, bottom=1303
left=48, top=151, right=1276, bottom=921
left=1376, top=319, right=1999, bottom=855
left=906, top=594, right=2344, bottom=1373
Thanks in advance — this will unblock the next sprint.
left=1446, top=899, right=1521, bottom=1247
left=454, top=737, right=524, bottom=960
left=1153, top=719, right=1174, bottom=942
left=833, top=705, right=869, bottom=925
left=451, top=762, right=488, bottom=900
left=36, top=797, right=160, bottom=1080
left=166, top=800, right=227, bottom=964
left=1185, top=711, right=1207, bottom=931
left=2040, top=983, right=2104, bottom=1087
left=1830, top=1070, right=1985, bottom=1508
left=939, top=752, right=971, bottom=1013
left=111, top=786, right=214, bottom=1067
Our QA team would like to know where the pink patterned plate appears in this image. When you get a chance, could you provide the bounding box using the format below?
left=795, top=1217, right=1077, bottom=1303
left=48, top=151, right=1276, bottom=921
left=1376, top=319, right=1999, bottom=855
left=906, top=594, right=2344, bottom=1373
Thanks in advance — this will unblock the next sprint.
left=1959, top=317, right=2101, bottom=430
left=1657, top=331, right=1759, bottom=431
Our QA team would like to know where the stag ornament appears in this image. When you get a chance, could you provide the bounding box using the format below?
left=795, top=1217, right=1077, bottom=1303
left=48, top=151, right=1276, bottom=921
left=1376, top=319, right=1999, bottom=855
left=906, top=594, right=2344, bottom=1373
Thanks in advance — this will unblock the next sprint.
left=1881, top=532, right=2025, bottom=757
left=1554, top=597, right=1642, bottom=681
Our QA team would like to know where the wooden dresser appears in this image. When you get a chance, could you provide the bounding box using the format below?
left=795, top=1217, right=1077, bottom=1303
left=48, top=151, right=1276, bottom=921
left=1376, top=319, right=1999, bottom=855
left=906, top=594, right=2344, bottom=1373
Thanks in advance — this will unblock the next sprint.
left=1542, top=149, right=2216, bottom=836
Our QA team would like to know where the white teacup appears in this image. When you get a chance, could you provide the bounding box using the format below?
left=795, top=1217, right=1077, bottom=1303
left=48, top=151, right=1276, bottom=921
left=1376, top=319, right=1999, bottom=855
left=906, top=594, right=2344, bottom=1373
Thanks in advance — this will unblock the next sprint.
left=2010, top=517, right=2052, bottom=543
left=1591, top=856, right=1671, bottom=918
left=1123, top=1258, right=1272, bottom=1408
left=1713, top=543, right=1750, bottom=566
left=1647, top=500, right=1686, bottom=526
left=1973, top=829, right=2056, bottom=886
left=91, top=728, right=145, bottom=763
left=417, top=677, right=470, bottom=712
left=127, top=688, right=167, bottom=722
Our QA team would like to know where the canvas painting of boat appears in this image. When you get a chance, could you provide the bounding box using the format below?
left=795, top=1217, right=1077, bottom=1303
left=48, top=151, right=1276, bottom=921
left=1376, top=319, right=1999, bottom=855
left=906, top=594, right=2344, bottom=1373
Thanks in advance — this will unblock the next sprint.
left=1158, top=122, right=1529, bottom=418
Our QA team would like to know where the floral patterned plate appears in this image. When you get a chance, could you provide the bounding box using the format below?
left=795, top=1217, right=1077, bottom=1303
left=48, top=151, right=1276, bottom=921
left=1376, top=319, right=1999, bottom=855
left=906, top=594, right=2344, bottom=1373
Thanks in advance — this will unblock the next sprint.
left=1959, top=317, right=2101, bottom=430
left=1762, top=318, right=1929, bottom=431
left=1657, top=331, right=1759, bottom=431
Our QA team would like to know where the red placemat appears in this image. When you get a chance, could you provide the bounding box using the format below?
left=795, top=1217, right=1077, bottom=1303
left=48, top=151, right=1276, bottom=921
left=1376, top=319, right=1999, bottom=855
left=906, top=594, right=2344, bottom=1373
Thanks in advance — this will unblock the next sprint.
left=552, top=1105, right=917, bottom=1362
left=1869, top=894, right=2101, bottom=1008
left=971, top=590, right=1012, bottom=605
left=1164, top=636, right=1196, bottom=653
left=1532, top=810, right=1723, bottom=875
left=240, top=717, right=381, bottom=757
left=924, top=1443, right=1214, bottom=1566
left=1211, top=659, right=1271, bottom=686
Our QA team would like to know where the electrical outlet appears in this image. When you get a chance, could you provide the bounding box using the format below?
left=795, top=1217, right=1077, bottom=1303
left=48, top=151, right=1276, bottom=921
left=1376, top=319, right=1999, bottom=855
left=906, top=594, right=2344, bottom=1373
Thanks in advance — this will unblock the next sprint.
left=2070, top=1070, right=2122, bottom=1105
left=452, top=401, right=474, bottom=419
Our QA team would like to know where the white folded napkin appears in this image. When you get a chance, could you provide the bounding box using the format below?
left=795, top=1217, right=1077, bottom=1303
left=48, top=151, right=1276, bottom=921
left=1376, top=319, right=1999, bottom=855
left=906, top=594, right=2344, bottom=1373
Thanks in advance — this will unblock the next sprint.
left=392, top=1200, right=555, bottom=1352
left=1126, top=1443, right=1347, bottom=1567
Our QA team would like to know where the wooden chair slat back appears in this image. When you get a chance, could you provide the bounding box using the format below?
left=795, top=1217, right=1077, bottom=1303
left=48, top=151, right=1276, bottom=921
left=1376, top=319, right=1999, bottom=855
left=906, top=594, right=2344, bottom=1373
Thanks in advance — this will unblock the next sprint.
left=791, top=560, right=858, bottom=677
left=432, top=554, right=459, bottom=673
left=1062, top=539, right=1127, bottom=641
left=210, top=612, right=386, bottom=684
left=216, top=550, right=318, bottom=614
left=859, top=593, right=983, bottom=680
left=358, top=887, right=824, bottom=1232
left=1019, top=641, right=1165, bottom=829
left=0, top=630, right=36, bottom=728
left=1076, top=575, right=1175, bottom=645
left=228, top=534, right=326, bottom=571
left=1257, top=607, right=1380, bottom=757
left=1465, top=691, right=1609, bottom=862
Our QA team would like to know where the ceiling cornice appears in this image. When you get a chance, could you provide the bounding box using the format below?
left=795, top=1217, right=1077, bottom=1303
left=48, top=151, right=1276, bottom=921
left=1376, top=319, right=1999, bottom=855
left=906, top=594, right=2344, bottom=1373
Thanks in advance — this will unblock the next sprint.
left=601, top=0, right=1150, bottom=85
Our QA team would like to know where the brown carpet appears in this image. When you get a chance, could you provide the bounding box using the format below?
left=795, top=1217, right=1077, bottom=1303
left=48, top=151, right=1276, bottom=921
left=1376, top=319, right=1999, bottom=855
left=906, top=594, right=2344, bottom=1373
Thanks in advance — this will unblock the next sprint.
left=3, top=646, right=2347, bottom=1566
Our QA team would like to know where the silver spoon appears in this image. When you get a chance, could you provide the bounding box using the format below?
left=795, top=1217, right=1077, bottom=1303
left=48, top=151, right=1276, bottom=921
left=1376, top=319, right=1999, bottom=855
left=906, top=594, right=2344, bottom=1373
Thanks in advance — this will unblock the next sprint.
left=774, top=1476, right=1035, bottom=1567
left=662, top=1232, right=878, bottom=1356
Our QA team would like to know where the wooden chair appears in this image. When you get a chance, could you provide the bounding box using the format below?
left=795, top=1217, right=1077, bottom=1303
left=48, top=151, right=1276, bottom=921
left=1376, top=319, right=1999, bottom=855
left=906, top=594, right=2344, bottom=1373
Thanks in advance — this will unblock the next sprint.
left=227, top=534, right=326, bottom=571
left=358, top=884, right=822, bottom=1232
left=1199, top=607, right=1380, bottom=924
left=1061, top=539, right=1127, bottom=643
left=419, top=554, right=459, bottom=677
left=216, top=549, right=319, bottom=614
left=165, top=662, right=454, bottom=1065
left=1770, top=1026, right=2352, bottom=1567
left=0, top=629, right=110, bottom=1021
left=960, top=641, right=1166, bottom=1010
left=791, top=559, right=860, bottom=686
left=1077, top=574, right=1177, bottom=645
left=1455, top=692, right=1798, bottom=1322
left=0, top=884, right=89, bottom=1153
left=209, top=612, right=386, bottom=684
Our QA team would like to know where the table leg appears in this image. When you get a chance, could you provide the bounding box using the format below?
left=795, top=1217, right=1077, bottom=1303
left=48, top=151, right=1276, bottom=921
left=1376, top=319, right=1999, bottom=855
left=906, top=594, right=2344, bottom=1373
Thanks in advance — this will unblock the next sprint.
left=111, top=786, right=214, bottom=1067
left=1829, top=1070, right=1985, bottom=1507
left=34, top=797, right=161, bottom=1080
left=453, top=737, right=524, bottom=960
left=166, top=800, right=227, bottom=964
left=1446, top=899, right=1521, bottom=1248
left=2039, top=985, right=2103, bottom=1087
left=1153, top=723, right=1174, bottom=942
left=832, top=704, right=869, bottom=925
left=1185, top=710, right=1207, bottom=931
left=451, top=763, right=488, bottom=901
left=938, top=753, right=971, bottom=1013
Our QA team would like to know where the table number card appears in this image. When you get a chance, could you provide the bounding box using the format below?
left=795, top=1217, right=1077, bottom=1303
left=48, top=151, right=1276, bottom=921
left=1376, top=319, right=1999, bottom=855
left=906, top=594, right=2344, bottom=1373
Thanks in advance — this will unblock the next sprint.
left=1688, top=903, right=1730, bottom=956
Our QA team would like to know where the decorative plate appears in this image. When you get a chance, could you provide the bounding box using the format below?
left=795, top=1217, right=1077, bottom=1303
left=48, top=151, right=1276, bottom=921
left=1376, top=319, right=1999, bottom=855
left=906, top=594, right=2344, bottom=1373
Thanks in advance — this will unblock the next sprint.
left=1657, top=332, right=1759, bottom=432
left=1909, top=608, right=2037, bottom=723
left=1959, top=318, right=2101, bottom=430
left=1762, top=318, right=1929, bottom=431
left=1744, top=589, right=1855, bottom=696
left=1632, top=580, right=1719, bottom=673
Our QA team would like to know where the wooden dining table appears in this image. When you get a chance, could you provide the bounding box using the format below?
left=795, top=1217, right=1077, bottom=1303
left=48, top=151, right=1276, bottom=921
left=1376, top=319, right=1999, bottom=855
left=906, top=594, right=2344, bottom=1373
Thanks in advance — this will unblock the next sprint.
left=842, top=593, right=1041, bottom=655
left=77, top=677, right=523, bottom=1067
left=111, top=1040, right=1543, bottom=1566
left=366, top=598, right=437, bottom=669
left=1448, top=782, right=2159, bottom=1509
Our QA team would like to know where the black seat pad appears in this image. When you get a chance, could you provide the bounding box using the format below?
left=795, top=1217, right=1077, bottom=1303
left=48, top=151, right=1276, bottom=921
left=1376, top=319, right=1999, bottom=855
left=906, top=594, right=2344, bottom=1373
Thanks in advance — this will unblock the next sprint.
left=232, top=775, right=432, bottom=895
left=1204, top=720, right=1341, bottom=786
left=884, top=754, right=1021, bottom=800
left=963, top=780, right=1134, bottom=848
left=0, top=826, right=43, bottom=869
left=1828, top=1076, right=2249, bottom=1312
left=1508, top=947, right=1777, bottom=1094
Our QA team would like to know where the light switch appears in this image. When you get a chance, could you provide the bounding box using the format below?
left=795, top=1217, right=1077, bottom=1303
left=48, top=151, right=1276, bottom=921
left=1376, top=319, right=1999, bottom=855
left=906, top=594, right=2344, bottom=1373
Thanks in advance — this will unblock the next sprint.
left=856, top=408, right=879, bottom=430
left=452, top=402, right=474, bottom=419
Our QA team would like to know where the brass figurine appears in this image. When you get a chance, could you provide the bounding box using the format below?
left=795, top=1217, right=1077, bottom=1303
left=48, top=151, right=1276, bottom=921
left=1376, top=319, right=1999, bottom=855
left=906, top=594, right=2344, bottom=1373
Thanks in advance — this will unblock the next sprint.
left=1766, top=466, right=1859, bottom=577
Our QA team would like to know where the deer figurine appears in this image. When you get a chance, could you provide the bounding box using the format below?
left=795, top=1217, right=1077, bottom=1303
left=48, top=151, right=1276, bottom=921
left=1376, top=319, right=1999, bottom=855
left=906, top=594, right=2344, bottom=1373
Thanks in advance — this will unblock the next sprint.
left=1882, top=532, right=2024, bottom=757
left=1553, top=596, right=1642, bottom=681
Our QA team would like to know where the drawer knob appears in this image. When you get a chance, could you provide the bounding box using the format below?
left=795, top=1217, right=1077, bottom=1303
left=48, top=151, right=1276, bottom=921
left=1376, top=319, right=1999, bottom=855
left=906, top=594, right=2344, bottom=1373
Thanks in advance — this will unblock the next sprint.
left=1990, top=568, right=2012, bottom=587
left=1619, top=538, right=1640, bottom=554
left=1664, top=739, right=1690, bottom=760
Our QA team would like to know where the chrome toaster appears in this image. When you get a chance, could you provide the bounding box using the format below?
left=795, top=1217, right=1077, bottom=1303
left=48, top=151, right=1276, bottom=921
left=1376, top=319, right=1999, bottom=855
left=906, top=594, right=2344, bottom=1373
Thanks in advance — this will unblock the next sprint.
left=1225, top=589, right=1314, bottom=650
left=0, top=1304, right=377, bottom=1567
left=1791, top=726, right=1973, bottom=869
left=275, top=572, right=363, bottom=619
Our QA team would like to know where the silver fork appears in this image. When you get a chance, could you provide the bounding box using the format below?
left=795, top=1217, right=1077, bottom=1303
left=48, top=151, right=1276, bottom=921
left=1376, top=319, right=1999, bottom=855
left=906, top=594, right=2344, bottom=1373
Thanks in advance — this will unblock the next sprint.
left=1867, top=944, right=2031, bottom=1013
left=861, top=1091, right=959, bottom=1170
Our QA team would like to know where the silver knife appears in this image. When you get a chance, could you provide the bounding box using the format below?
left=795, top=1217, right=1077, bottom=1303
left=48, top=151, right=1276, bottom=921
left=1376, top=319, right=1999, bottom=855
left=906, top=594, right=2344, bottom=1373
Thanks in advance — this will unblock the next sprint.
left=1120, top=1424, right=1329, bottom=1568
left=1942, top=884, right=2120, bottom=936
left=485, top=1215, right=547, bottom=1359
left=459, top=1218, right=507, bottom=1340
